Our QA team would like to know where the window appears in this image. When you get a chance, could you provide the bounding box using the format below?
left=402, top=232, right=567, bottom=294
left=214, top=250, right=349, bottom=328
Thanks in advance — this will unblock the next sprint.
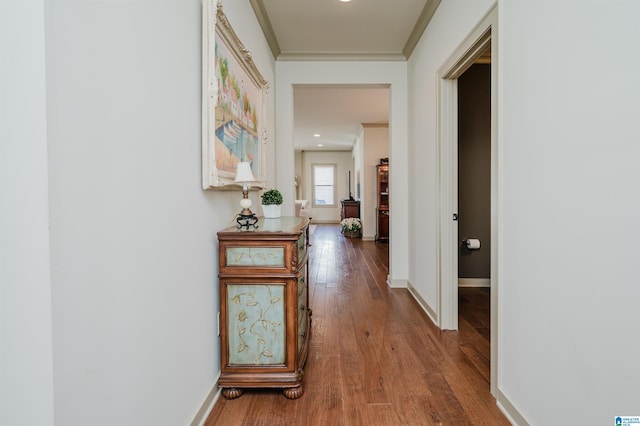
left=312, top=164, right=336, bottom=207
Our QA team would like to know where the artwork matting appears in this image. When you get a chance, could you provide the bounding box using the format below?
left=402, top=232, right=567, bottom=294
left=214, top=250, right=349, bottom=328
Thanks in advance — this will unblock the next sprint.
left=202, top=0, right=268, bottom=189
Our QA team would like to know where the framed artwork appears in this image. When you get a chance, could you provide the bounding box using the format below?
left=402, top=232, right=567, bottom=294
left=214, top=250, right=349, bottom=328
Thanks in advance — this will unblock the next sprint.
left=202, top=0, right=268, bottom=189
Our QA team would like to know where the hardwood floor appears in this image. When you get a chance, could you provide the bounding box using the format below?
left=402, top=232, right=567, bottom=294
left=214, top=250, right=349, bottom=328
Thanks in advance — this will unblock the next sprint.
left=205, top=224, right=509, bottom=425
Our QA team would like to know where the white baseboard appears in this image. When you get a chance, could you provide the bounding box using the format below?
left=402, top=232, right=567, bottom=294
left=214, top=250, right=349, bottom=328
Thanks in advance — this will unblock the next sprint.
left=497, top=389, right=529, bottom=426
left=458, top=278, right=491, bottom=287
left=387, top=277, right=407, bottom=288
left=362, top=234, right=375, bottom=241
left=191, top=376, right=221, bottom=426
left=407, top=281, right=438, bottom=326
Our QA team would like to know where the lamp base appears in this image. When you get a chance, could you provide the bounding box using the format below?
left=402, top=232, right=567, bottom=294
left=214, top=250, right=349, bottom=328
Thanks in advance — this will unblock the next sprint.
left=236, top=213, right=258, bottom=230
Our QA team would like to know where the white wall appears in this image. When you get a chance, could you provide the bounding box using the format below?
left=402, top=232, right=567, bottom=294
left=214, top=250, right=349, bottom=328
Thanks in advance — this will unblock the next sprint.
left=0, top=1, right=278, bottom=425
left=353, top=128, right=364, bottom=203
left=407, top=0, right=495, bottom=316
left=498, top=1, right=640, bottom=424
left=276, top=61, right=409, bottom=285
left=294, top=150, right=303, bottom=199
left=9, top=0, right=638, bottom=423
left=0, top=2, right=55, bottom=425
left=409, top=0, right=640, bottom=424
left=300, top=151, right=353, bottom=223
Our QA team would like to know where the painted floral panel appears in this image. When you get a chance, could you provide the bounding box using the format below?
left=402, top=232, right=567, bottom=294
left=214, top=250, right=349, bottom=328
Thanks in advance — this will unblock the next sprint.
left=227, top=284, right=285, bottom=365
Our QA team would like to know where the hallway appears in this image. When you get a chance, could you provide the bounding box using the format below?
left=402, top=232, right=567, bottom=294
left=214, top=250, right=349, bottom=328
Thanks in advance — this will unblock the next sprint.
left=206, top=224, right=509, bottom=425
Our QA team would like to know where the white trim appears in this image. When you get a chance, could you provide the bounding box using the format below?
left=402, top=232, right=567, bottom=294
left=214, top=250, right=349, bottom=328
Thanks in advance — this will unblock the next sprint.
left=403, top=0, right=442, bottom=59
left=407, top=282, right=438, bottom=326
left=458, top=278, right=490, bottom=287
left=489, top=5, right=500, bottom=401
left=436, top=75, right=459, bottom=331
left=248, top=0, right=281, bottom=59
left=190, top=378, right=221, bottom=426
left=497, top=389, right=530, bottom=426
left=388, top=277, right=407, bottom=288
left=278, top=52, right=407, bottom=62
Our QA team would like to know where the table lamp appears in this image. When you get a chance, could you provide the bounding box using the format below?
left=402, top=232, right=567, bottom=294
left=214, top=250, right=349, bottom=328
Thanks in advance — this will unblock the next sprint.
left=234, top=161, right=259, bottom=229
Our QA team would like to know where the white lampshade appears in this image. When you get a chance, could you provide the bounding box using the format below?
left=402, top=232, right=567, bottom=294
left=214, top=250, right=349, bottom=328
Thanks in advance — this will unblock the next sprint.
left=234, top=162, right=256, bottom=183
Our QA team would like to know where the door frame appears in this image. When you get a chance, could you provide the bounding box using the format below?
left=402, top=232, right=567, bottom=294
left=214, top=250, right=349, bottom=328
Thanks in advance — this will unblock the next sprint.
left=436, top=5, right=499, bottom=396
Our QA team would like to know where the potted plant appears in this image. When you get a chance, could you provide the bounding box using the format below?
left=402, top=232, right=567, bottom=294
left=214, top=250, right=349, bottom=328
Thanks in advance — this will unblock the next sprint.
left=340, top=217, right=362, bottom=238
left=261, top=188, right=283, bottom=218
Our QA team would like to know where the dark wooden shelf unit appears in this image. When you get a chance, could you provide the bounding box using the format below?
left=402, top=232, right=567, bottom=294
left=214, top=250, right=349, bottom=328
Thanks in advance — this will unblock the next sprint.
left=376, top=163, right=389, bottom=242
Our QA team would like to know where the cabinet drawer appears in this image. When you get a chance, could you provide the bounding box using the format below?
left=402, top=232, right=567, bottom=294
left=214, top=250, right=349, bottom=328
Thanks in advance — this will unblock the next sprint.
left=226, top=246, right=285, bottom=267
left=220, top=241, right=293, bottom=275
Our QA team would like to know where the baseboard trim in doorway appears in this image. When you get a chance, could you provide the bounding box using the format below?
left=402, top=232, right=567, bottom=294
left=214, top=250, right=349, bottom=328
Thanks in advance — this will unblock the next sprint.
left=458, top=278, right=491, bottom=287
left=388, top=277, right=407, bottom=288
left=407, top=281, right=438, bottom=326
left=497, top=389, right=530, bottom=426
left=191, top=376, right=221, bottom=426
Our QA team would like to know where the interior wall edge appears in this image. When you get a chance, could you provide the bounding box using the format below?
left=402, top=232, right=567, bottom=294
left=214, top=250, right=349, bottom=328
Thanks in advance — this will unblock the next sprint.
left=496, top=389, right=530, bottom=426
left=406, top=281, right=438, bottom=325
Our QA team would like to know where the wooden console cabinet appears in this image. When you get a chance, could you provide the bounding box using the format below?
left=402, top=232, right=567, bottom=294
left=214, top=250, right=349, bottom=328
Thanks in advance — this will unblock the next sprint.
left=341, top=199, right=360, bottom=220
left=217, top=217, right=311, bottom=399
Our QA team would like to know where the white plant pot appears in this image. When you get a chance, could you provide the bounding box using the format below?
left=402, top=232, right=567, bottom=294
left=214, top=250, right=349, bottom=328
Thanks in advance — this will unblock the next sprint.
left=262, top=204, right=282, bottom=219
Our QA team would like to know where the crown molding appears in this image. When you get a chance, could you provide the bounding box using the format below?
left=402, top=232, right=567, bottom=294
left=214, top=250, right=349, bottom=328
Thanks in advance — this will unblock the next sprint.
left=403, top=0, right=442, bottom=59
left=249, top=0, right=281, bottom=59
left=277, top=52, right=407, bottom=62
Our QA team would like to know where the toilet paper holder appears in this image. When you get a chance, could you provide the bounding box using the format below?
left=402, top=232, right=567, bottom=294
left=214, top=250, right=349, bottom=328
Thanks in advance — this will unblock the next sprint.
left=461, top=238, right=481, bottom=249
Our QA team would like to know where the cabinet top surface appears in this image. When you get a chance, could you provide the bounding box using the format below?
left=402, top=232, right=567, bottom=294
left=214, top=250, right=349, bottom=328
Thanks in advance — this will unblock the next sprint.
left=218, top=216, right=308, bottom=237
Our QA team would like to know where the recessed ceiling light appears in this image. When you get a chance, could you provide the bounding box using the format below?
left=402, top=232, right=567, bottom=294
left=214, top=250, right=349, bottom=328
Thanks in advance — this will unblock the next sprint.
left=313, top=134, right=320, bottom=137
left=339, top=0, right=352, bottom=2
left=317, top=144, right=324, bottom=147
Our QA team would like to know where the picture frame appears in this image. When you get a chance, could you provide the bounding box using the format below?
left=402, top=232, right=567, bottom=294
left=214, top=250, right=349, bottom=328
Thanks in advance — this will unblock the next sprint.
left=202, top=0, right=268, bottom=189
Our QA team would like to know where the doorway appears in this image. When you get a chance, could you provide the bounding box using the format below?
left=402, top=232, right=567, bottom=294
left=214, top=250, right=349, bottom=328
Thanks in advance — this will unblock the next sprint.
left=291, top=84, right=390, bottom=240
left=437, top=6, right=498, bottom=396
left=458, top=63, right=491, bottom=287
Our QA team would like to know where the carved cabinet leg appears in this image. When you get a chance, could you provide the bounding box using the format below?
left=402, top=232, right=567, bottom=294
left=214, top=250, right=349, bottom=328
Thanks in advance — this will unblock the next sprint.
left=222, top=388, right=244, bottom=399
left=283, top=386, right=304, bottom=399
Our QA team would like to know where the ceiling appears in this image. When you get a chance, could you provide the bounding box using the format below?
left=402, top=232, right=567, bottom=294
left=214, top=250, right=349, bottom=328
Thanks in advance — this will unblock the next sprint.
left=293, top=85, right=389, bottom=151
left=249, top=0, right=441, bottom=151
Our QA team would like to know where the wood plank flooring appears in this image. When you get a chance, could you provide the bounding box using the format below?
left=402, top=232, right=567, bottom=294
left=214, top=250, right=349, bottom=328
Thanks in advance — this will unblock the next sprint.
left=205, top=224, right=509, bottom=426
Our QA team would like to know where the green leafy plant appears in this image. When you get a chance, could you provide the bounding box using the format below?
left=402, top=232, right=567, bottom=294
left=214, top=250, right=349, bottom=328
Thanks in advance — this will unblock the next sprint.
left=261, top=188, right=283, bottom=205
